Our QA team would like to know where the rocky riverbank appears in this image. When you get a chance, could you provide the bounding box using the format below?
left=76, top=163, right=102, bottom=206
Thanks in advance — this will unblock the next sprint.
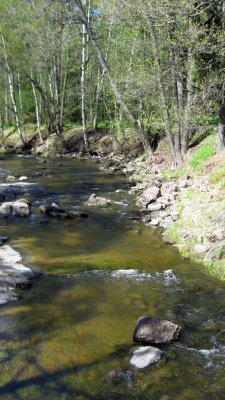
left=57, top=149, right=225, bottom=279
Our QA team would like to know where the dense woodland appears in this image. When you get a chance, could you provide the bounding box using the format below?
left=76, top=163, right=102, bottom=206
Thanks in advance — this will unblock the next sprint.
left=0, top=0, right=224, bottom=165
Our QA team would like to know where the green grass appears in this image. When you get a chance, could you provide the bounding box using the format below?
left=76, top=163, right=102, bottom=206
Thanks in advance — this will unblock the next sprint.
left=189, top=134, right=216, bottom=169
left=165, top=221, right=180, bottom=243
left=209, top=163, right=225, bottom=184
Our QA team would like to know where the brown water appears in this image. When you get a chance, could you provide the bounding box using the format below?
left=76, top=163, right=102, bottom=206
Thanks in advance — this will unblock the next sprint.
left=0, top=155, right=225, bottom=400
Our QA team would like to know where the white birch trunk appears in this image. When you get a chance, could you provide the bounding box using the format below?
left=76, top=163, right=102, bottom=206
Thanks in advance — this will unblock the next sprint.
left=30, top=68, right=43, bottom=143
left=1, top=31, right=26, bottom=145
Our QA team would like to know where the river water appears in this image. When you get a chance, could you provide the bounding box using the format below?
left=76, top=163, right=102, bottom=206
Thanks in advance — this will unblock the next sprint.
left=0, top=155, right=225, bottom=399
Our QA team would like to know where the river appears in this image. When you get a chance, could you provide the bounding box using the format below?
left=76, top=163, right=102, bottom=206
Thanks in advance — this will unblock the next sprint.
left=0, top=155, right=225, bottom=399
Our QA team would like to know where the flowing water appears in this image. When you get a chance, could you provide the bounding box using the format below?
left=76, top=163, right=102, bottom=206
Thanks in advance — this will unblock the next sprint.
left=0, top=155, right=225, bottom=399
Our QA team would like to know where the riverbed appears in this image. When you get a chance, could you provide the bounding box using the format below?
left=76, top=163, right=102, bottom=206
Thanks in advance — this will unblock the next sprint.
left=0, top=155, right=225, bottom=399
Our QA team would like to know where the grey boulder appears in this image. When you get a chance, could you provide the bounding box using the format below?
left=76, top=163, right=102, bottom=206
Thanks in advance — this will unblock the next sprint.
left=142, top=187, right=161, bottom=205
left=130, top=346, right=163, bottom=370
left=0, top=200, right=31, bottom=218
left=133, top=316, right=181, bottom=345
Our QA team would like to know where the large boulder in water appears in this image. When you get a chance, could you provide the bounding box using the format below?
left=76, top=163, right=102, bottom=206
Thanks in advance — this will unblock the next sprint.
left=0, top=182, right=47, bottom=198
left=133, top=316, right=181, bottom=345
left=130, top=346, right=163, bottom=370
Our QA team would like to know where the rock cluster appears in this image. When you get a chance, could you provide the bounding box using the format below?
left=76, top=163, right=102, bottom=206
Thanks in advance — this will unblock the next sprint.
left=129, top=316, right=181, bottom=370
left=39, top=202, right=88, bottom=219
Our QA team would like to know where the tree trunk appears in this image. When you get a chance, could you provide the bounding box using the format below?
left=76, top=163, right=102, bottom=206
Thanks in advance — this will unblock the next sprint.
left=1, top=31, right=26, bottom=145
left=75, top=0, right=153, bottom=159
left=30, top=68, right=43, bottom=144
left=217, top=105, right=225, bottom=153
left=182, top=20, right=194, bottom=156
left=0, top=114, right=5, bottom=147
left=93, top=18, right=113, bottom=130
left=146, top=18, right=177, bottom=166
left=81, top=9, right=89, bottom=151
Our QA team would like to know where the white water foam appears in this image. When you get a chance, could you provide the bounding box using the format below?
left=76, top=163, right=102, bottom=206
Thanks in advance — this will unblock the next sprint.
left=77, top=268, right=180, bottom=287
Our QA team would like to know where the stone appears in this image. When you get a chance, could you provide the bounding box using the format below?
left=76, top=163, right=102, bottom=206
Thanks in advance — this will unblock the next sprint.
left=39, top=204, right=65, bottom=215
left=6, top=175, right=16, bottom=182
left=204, top=249, right=217, bottom=262
left=12, top=200, right=30, bottom=217
left=85, top=193, right=112, bottom=207
left=67, top=211, right=88, bottom=219
left=213, top=229, right=225, bottom=241
left=178, top=179, right=189, bottom=189
left=19, top=176, right=28, bottom=181
left=0, top=245, right=35, bottom=305
left=147, top=203, right=164, bottom=212
left=150, top=219, right=160, bottom=226
left=0, top=202, right=12, bottom=217
left=193, top=245, right=208, bottom=254
left=130, top=346, right=163, bottom=370
left=0, top=200, right=31, bottom=218
left=16, top=281, right=33, bottom=290
left=133, top=316, right=181, bottom=345
left=156, top=197, right=170, bottom=206
left=0, top=236, right=9, bottom=246
left=142, top=187, right=161, bottom=205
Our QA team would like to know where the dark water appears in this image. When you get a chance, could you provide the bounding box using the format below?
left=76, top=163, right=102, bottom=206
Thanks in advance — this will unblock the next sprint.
left=0, top=156, right=225, bottom=400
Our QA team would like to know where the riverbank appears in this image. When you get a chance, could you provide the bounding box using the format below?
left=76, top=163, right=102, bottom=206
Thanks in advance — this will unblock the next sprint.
left=50, top=131, right=225, bottom=280
left=91, top=148, right=225, bottom=281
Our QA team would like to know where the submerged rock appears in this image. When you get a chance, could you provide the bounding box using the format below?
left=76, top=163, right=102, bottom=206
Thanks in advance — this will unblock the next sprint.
left=106, top=368, right=133, bottom=386
left=0, top=236, right=9, bottom=246
left=39, top=203, right=88, bottom=219
left=67, top=211, right=88, bottom=219
left=130, top=346, right=163, bottom=370
left=39, top=203, right=65, bottom=215
left=133, top=316, right=181, bottom=345
left=0, top=182, right=47, bottom=198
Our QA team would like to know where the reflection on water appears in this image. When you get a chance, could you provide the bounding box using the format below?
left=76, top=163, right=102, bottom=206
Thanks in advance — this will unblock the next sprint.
left=0, top=156, right=225, bottom=399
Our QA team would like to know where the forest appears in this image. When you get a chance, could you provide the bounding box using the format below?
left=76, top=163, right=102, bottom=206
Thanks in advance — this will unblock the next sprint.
left=0, top=0, right=224, bottom=165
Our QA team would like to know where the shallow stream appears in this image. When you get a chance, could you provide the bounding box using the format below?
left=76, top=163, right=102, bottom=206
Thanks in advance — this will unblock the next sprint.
left=0, top=156, right=225, bottom=399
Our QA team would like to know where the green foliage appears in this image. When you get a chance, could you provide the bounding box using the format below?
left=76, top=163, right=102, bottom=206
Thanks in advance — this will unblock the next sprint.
left=189, top=135, right=216, bottom=169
